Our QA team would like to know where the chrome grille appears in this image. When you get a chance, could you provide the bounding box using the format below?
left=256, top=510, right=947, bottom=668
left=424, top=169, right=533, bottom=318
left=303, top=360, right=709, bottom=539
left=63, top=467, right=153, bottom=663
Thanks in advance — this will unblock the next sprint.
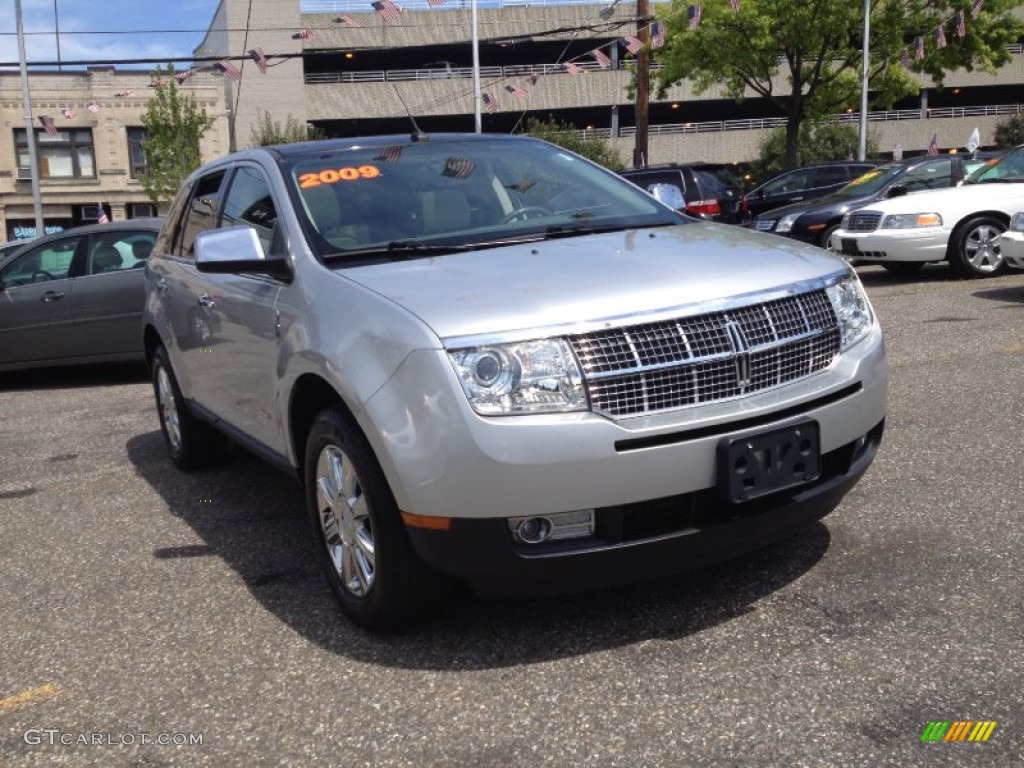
left=846, top=211, right=883, bottom=233
left=569, top=290, right=840, bottom=418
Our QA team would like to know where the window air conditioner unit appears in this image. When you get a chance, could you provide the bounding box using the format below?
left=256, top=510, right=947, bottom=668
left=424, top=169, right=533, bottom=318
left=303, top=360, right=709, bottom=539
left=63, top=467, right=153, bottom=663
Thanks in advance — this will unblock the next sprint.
left=15, top=167, right=33, bottom=181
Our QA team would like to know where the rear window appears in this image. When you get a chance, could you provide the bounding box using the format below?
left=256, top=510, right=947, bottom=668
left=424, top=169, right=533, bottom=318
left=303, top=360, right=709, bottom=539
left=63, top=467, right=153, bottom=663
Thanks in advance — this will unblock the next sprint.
left=693, top=167, right=742, bottom=198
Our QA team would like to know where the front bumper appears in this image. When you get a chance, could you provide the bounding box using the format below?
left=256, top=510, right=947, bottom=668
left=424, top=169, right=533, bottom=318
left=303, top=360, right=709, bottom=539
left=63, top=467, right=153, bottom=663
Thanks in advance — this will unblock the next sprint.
left=1000, top=231, right=1024, bottom=269
left=829, top=227, right=949, bottom=262
left=407, top=419, right=884, bottom=595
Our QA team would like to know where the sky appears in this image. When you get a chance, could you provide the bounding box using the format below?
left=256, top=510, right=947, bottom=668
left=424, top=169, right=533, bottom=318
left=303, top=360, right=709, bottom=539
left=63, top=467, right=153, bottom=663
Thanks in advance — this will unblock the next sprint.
left=0, top=0, right=223, bottom=70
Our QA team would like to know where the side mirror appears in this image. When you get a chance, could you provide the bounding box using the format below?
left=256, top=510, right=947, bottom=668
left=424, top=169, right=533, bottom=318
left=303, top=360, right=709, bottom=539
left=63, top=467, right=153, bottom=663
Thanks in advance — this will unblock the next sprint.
left=195, top=226, right=291, bottom=280
left=886, top=184, right=908, bottom=199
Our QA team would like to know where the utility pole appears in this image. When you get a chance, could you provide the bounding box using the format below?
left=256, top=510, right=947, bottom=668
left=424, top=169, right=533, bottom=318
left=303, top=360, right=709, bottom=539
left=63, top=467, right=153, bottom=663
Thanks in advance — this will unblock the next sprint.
left=858, top=0, right=870, bottom=161
left=633, top=0, right=650, bottom=168
left=15, top=0, right=45, bottom=238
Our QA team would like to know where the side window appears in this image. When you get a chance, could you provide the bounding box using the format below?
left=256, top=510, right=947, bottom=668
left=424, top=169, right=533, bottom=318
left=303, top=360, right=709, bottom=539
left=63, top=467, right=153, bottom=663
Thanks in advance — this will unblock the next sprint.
left=220, top=166, right=278, bottom=255
left=0, top=236, right=82, bottom=287
left=86, top=231, right=157, bottom=275
left=902, top=160, right=953, bottom=191
left=155, top=180, right=195, bottom=257
left=176, top=171, right=227, bottom=258
left=810, top=167, right=850, bottom=188
left=762, top=169, right=810, bottom=195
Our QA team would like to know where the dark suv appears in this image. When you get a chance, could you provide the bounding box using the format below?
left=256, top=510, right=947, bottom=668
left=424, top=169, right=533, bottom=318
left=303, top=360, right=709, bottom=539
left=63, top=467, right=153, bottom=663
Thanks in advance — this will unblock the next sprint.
left=753, top=153, right=998, bottom=249
left=620, top=164, right=744, bottom=223
left=741, top=162, right=878, bottom=222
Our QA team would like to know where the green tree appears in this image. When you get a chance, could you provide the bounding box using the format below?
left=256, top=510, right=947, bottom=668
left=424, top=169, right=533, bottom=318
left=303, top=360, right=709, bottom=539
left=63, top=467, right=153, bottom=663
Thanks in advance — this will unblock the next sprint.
left=654, top=0, right=1024, bottom=169
left=994, top=114, right=1024, bottom=148
left=519, top=116, right=624, bottom=170
left=248, top=110, right=325, bottom=147
left=754, top=119, right=879, bottom=181
left=139, top=65, right=215, bottom=209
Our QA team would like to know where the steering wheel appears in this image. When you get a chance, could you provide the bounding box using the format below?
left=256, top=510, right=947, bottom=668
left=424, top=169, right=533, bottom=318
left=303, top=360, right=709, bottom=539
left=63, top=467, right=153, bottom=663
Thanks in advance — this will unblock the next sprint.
left=499, top=206, right=551, bottom=224
left=32, top=270, right=55, bottom=282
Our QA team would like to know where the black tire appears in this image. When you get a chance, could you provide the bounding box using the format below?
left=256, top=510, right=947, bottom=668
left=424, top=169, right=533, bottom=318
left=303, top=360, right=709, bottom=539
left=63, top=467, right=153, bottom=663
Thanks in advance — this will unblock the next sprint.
left=304, top=408, right=449, bottom=631
left=880, top=262, right=925, bottom=274
left=819, top=224, right=840, bottom=252
left=151, top=345, right=227, bottom=470
left=948, top=216, right=1008, bottom=278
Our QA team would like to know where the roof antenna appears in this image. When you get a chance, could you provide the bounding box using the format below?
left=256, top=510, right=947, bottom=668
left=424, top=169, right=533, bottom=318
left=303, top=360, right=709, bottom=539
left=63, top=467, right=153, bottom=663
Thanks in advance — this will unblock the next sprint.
left=391, top=84, right=427, bottom=141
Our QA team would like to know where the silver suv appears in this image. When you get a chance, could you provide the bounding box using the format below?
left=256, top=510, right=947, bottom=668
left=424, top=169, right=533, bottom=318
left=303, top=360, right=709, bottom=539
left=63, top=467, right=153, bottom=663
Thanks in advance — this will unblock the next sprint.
left=143, top=134, right=887, bottom=630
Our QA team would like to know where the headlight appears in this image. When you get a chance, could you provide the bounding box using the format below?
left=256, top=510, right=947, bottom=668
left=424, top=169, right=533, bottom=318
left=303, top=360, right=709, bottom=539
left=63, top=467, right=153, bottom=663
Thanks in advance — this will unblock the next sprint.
left=881, top=212, right=942, bottom=229
left=1011, top=212, right=1024, bottom=232
left=825, top=273, right=874, bottom=350
left=775, top=213, right=800, bottom=234
left=448, top=339, right=586, bottom=415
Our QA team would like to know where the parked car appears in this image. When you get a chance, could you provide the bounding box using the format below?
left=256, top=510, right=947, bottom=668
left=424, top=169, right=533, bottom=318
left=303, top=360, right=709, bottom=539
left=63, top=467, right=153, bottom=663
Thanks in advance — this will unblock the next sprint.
left=619, top=163, right=745, bottom=222
left=828, top=147, right=1024, bottom=277
left=754, top=153, right=998, bottom=251
left=0, top=218, right=162, bottom=371
left=741, top=161, right=878, bottom=222
left=144, top=134, right=886, bottom=630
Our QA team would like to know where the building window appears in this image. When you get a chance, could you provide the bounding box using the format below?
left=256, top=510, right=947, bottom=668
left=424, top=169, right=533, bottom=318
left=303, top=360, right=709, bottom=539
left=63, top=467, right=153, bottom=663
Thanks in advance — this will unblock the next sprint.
left=127, top=202, right=157, bottom=219
left=14, top=128, right=96, bottom=179
left=127, top=127, right=147, bottom=178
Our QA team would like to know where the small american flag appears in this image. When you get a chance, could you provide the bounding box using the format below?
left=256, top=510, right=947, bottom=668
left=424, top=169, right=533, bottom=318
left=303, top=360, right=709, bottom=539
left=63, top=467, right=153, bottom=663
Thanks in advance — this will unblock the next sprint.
left=481, top=93, right=499, bottom=113
left=174, top=70, right=194, bottom=83
left=955, top=10, right=966, bottom=37
left=927, top=133, right=939, bottom=157
left=371, top=1, right=401, bottom=22
left=249, top=48, right=268, bottom=74
left=971, top=0, right=983, bottom=19
left=687, top=4, right=702, bottom=30
left=621, top=36, right=643, bottom=55
left=148, top=77, right=166, bottom=88
left=650, top=21, right=666, bottom=49
left=335, top=15, right=363, bottom=27
left=87, top=101, right=100, bottom=112
left=591, top=48, right=611, bottom=69
left=427, top=0, right=445, bottom=6
left=97, top=203, right=109, bottom=224
left=934, top=25, right=947, bottom=50
left=114, top=90, right=134, bottom=97
left=562, top=61, right=582, bottom=75
left=39, top=115, right=58, bottom=136
left=444, top=156, right=476, bottom=179
left=730, top=0, right=740, bottom=11
left=375, top=145, right=403, bottom=163
left=294, top=28, right=314, bottom=40
left=505, top=83, right=527, bottom=99
left=915, top=36, right=925, bottom=60
left=61, top=106, right=75, bottom=120
left=217, top=60, right=242, bottom=81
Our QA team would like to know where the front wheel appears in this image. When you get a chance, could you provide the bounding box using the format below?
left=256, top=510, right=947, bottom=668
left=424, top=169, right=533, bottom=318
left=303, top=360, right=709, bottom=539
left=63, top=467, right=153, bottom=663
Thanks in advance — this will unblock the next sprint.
left=304, top=408, right=449, bottom=630
left=948, top=217, right=1008, bottom=278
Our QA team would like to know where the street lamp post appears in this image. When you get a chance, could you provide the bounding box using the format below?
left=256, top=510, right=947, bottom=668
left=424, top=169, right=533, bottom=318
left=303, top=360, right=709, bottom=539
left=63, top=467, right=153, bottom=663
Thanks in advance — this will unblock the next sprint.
left=15, top=0, right=45, bottom=238
left=633, top=0, right=650, bottom=168
left=858, top=0, right=870, bottom=161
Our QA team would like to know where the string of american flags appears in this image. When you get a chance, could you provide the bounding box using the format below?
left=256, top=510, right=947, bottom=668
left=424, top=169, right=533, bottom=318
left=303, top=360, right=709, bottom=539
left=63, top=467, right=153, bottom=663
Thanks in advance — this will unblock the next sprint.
left=34, top=0, right=993, bottom=132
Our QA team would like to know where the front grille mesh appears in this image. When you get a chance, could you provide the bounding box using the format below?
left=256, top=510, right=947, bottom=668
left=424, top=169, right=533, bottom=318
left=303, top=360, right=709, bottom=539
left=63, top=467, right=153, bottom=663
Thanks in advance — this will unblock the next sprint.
left=846, top=211, right=883, bottom=233
left=568, top=290, right=840, bottom=418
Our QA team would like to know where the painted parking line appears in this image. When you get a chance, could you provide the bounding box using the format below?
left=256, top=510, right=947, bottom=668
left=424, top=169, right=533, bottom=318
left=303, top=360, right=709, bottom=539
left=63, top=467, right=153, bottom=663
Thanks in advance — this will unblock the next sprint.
left=0, top=684, right=59, bottom=712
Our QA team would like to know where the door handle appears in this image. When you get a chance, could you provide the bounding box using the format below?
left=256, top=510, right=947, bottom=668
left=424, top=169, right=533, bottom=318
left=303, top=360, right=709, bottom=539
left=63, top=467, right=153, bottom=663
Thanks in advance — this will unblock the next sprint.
left=197, top=293, right=215, bottom=308
left=42, top=291, right=65, bottom=302
left=156, top=278, right=169, bottom=295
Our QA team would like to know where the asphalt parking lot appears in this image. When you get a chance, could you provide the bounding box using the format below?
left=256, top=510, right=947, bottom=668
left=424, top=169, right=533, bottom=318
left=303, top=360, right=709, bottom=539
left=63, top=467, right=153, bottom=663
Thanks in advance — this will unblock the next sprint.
left=1, top=264, right=1022, bottom=767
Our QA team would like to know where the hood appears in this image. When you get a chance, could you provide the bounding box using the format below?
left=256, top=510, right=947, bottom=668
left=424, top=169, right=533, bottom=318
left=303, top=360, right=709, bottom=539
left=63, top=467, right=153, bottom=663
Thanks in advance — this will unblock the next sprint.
left=859, top=181, right=1024, bottom=214
left=339, top=223, right=846, bottom=341
left=762, top=192, right=874, bottom=222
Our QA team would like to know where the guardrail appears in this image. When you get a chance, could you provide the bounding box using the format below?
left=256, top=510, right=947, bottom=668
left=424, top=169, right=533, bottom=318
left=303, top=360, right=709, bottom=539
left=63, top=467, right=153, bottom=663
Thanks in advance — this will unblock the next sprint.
left=301, top=0, right=660, bottom=10
left=305, top=60, right=609, bottom=83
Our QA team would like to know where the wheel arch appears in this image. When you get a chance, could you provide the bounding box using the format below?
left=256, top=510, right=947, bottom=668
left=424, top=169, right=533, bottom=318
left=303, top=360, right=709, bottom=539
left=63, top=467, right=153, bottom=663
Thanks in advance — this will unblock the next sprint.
left=288, top=373, right=353, bottom=477
left=143, top=324, right=164, bottom=372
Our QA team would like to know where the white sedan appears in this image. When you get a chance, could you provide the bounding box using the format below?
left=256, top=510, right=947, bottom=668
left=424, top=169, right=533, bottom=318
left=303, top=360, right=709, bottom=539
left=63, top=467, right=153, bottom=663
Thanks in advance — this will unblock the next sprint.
left=829, top=147, right=1024, bottom=277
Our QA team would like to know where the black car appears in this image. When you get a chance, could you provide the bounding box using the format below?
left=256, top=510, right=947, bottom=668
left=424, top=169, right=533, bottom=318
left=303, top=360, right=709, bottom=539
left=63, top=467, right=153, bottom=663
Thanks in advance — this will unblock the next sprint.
left=619, top=163, right=744, bottom=223
left=752, top=153, right=999, bottom=249
left=741, top=161, right=878, bottom=221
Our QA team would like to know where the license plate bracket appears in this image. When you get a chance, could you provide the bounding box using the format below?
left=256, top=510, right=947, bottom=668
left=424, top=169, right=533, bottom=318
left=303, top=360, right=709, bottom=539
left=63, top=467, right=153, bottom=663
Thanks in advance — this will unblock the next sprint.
left=717, top=421, right=821, bottom=503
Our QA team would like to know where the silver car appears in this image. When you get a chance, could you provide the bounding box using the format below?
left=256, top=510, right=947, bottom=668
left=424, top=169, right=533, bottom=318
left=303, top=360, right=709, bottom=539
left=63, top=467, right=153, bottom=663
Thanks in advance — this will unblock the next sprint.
left=0, top=219, right=161, bottom=372
left=143, top=135, right=887, bottom=630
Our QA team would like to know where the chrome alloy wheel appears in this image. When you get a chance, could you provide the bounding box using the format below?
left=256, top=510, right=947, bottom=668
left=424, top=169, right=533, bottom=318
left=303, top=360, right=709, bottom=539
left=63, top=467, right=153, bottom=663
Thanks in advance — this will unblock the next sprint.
left=963, top=223, right=1004, bottom=273
left=156, top=365, right=182, bottom=452
left=315, top=444, right=375, bottom=597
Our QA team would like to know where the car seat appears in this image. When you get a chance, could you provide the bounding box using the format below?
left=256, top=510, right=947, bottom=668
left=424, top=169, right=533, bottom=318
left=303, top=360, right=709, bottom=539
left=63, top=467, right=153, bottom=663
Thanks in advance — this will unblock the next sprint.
left=92, top=245, right=123, bottom=273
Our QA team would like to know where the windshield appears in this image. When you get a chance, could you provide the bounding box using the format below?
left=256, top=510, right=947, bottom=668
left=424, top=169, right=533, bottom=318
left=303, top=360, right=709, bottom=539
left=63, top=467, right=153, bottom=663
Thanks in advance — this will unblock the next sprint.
left=286, top=137, right=683, bottom=260
left=964, top=147, right=1024, bottom=184
left=831, top=163, right=910, bottom=198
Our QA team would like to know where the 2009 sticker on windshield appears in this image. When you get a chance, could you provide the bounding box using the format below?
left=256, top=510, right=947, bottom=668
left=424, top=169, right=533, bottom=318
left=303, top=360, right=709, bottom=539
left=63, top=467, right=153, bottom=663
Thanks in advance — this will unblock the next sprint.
left=299, top=165, right=381, bottom=188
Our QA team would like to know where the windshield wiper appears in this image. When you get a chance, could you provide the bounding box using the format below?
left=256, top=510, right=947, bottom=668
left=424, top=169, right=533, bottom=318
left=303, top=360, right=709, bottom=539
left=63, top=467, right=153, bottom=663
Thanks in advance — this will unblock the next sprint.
left=540, top=223, right=669, bottom=240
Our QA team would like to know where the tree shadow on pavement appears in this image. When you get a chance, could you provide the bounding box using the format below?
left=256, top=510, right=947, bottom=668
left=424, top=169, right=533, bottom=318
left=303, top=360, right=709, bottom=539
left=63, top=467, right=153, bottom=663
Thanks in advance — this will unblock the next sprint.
left=127, top=429, right=831, bottom=671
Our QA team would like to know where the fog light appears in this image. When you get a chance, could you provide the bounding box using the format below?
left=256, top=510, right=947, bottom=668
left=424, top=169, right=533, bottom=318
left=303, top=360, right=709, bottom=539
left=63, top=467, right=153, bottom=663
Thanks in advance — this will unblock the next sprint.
left=508, top=509, right=594, bottom=544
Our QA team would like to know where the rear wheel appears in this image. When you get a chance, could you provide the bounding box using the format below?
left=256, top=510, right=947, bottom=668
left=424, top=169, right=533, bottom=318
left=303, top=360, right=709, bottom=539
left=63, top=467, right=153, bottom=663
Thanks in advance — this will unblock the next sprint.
left=304, top=408, right=449, bottom=630
left=151, top=345, right=227, bottom=470
left=948, top=216, right=1007, bottom=278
